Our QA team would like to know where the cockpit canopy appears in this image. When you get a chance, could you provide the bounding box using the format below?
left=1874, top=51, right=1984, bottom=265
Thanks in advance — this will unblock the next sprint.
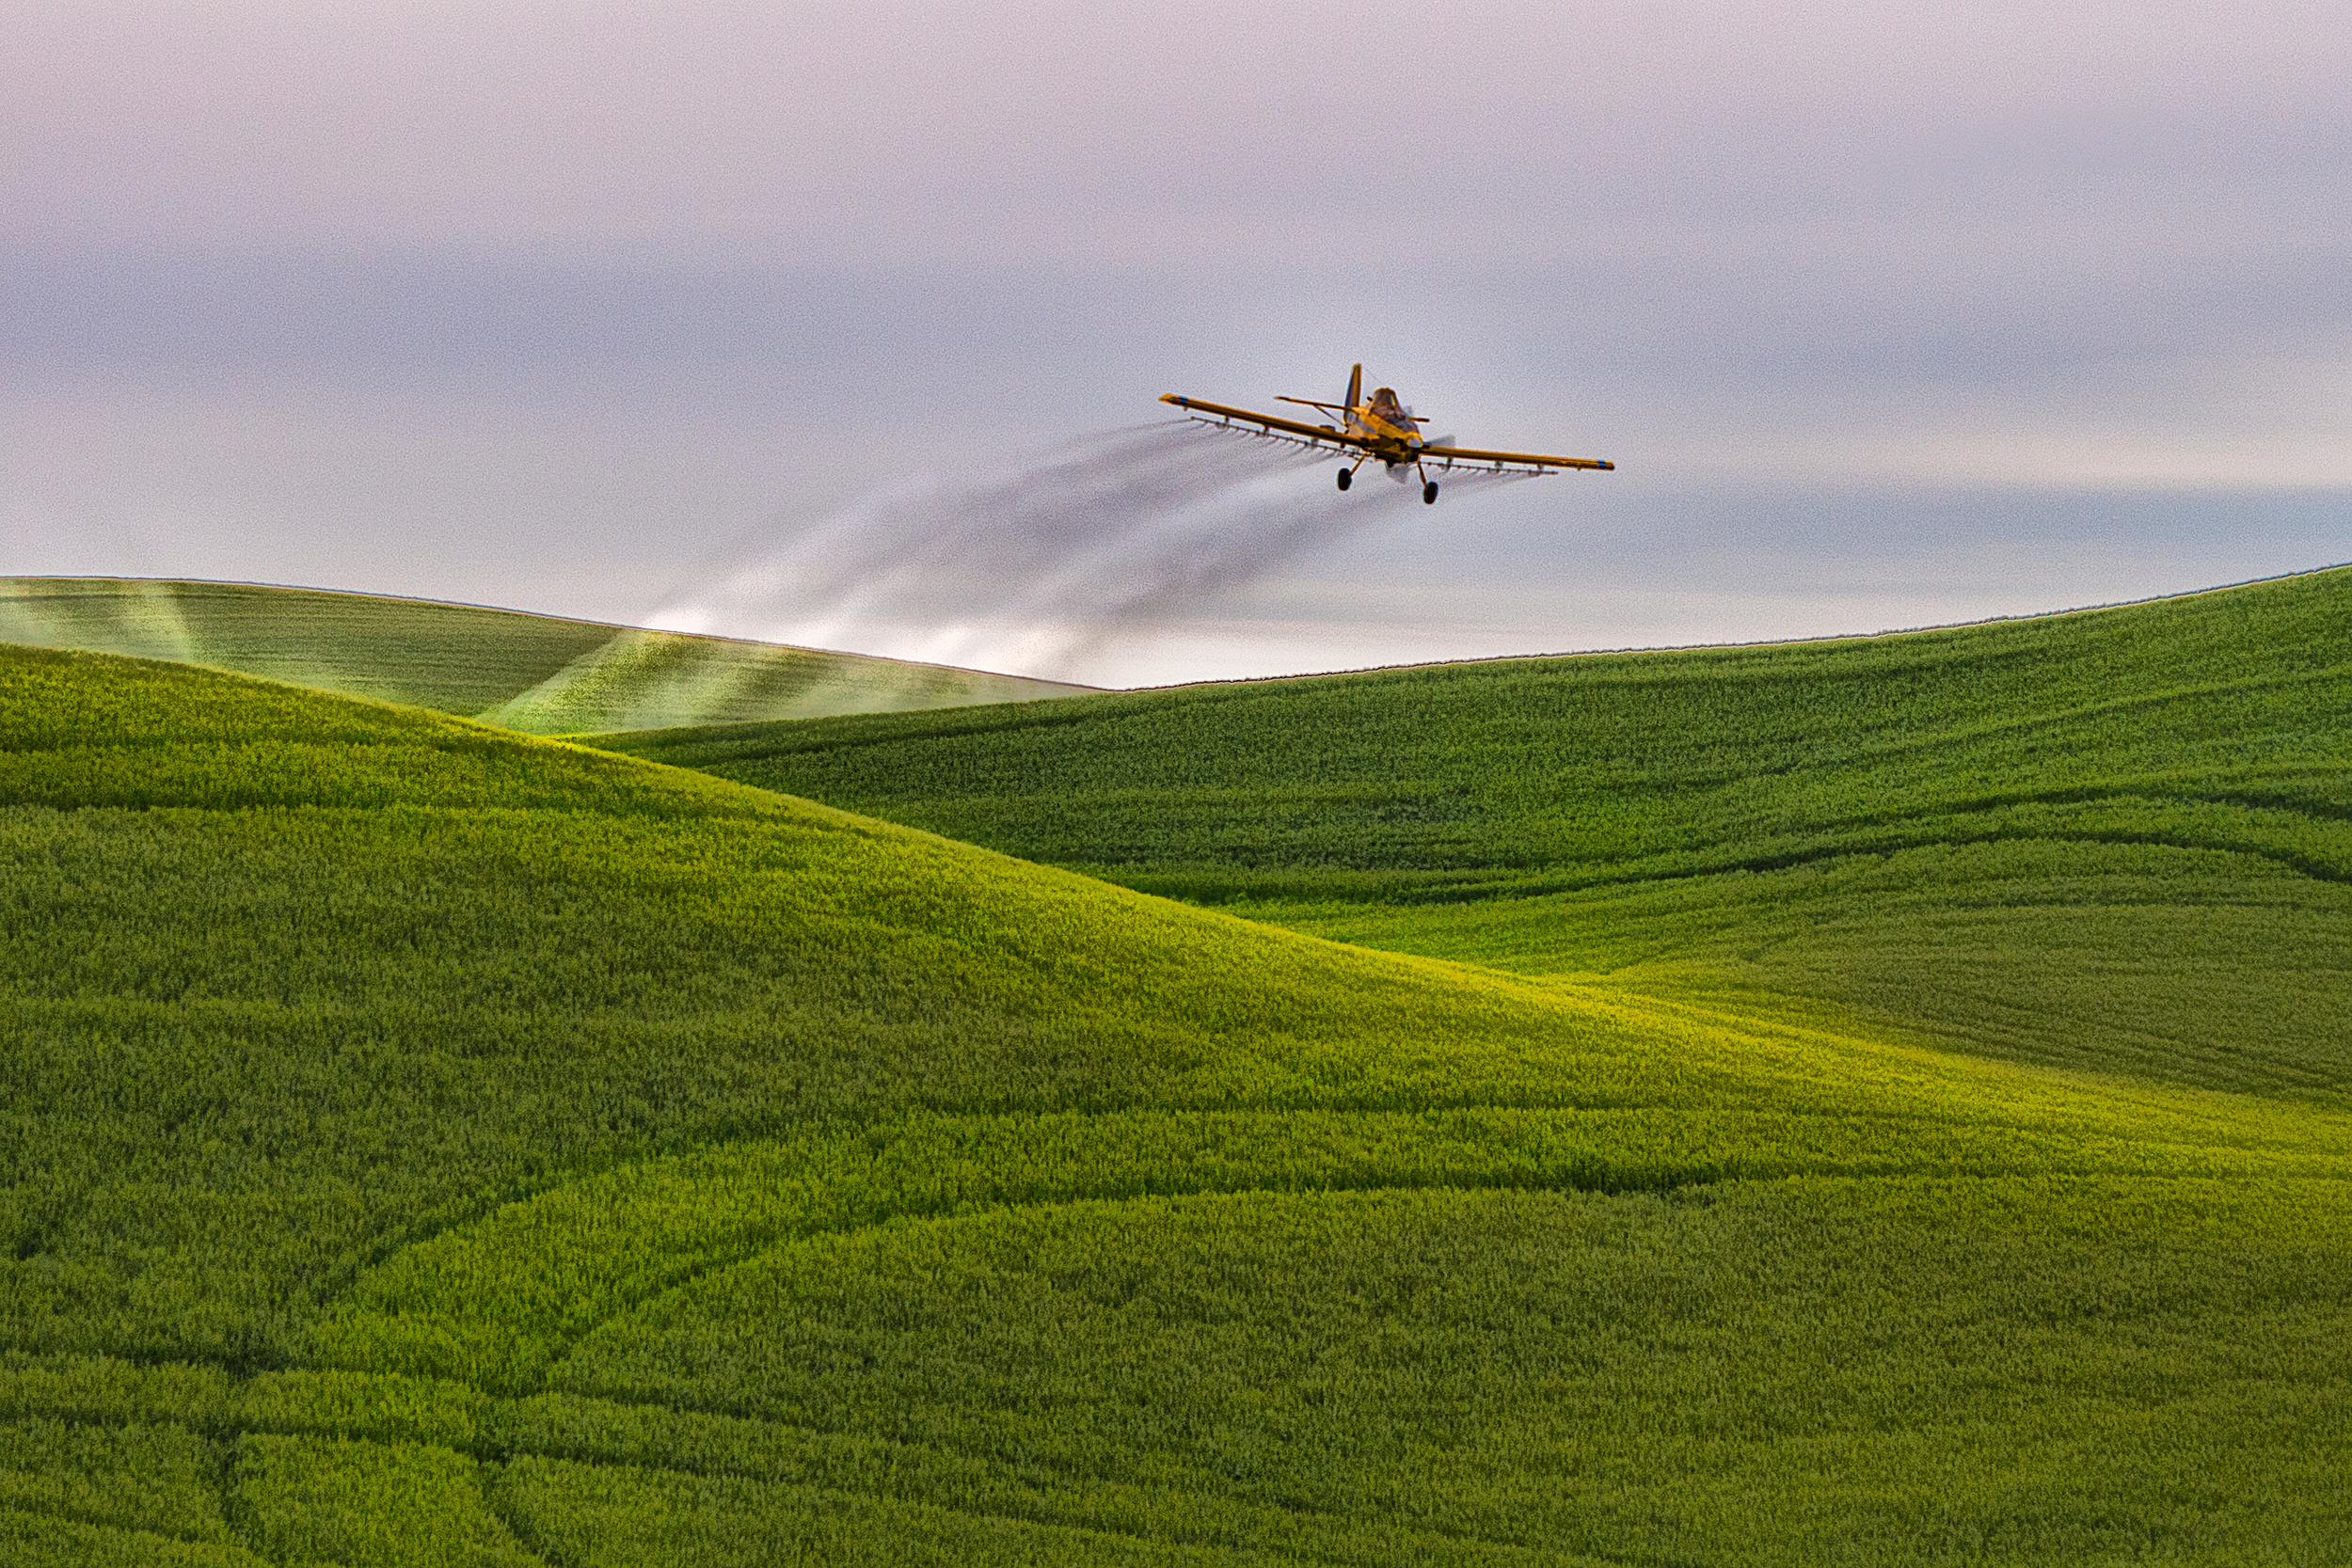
left=1368, top=387, right=1418, bottom=430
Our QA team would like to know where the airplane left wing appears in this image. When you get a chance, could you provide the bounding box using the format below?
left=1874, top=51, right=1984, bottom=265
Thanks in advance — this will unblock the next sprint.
left=1159, top=393, right=1365, bottom=450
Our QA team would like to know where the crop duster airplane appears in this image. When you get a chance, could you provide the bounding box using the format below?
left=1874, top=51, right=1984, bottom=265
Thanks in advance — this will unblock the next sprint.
left=1161, top=363, right=1612, bottom=503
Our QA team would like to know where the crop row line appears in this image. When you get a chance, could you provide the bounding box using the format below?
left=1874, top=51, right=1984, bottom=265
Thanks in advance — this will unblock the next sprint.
left=1, top=1375, right=1638, bottom=1568
left=1399, top=821, right=2352, bottom=906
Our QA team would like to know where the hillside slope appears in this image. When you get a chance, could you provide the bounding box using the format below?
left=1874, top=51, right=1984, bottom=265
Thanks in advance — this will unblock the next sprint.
left=0, top=577, right=1091, bottom=733
left=5, top=644, right=2350, bottom=1562
left=603, top=567, right=2352, bottom=1102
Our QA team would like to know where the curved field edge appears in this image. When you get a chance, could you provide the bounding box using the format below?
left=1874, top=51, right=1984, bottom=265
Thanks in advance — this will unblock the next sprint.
left=539, top=1178, right=2352, bottom=1564
left=306, top=1090, right=2352, bottom=1397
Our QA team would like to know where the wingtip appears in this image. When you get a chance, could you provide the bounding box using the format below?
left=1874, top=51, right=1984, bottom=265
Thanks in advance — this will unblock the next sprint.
left=1159, top=393, right=1187, bottom=406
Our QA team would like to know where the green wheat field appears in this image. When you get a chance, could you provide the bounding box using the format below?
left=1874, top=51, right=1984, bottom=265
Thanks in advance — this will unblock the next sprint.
left=4, top=566, right=2349, bottom=1564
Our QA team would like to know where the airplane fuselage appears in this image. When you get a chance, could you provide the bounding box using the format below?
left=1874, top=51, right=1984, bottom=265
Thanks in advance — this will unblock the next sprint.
left=1346, top=390, right=1423, bottom=465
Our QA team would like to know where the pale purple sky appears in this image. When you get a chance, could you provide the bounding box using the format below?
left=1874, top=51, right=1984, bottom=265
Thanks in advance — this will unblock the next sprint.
left=6, top=2, right=2348, bottom=683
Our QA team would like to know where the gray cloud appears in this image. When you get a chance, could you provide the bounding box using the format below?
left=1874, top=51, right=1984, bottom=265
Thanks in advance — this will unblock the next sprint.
left=3, top=2, right=2348, bottom=683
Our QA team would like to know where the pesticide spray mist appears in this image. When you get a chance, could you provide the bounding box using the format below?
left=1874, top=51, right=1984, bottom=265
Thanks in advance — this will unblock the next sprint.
left=648, top=421, right=1531, bottom=683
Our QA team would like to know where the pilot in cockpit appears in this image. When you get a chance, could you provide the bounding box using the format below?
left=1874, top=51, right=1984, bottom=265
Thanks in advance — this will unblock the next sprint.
left=1367, top=387, right=1417, bottom=430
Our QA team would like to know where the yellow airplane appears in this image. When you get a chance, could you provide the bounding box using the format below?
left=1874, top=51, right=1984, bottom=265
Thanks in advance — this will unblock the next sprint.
left=1161, top=363, right=1612, bottom=504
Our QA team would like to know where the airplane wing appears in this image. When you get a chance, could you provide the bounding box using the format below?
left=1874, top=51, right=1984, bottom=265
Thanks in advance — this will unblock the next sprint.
left=1159, top=393, right=1367, bottom=450
left=1163, top=392, right=1614, bottom=473
left=1423, top=444, right=1614, bottom=472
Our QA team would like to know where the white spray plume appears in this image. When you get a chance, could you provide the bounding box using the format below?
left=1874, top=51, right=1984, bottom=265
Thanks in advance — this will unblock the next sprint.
left=647, top=421, right=1530, bottom=682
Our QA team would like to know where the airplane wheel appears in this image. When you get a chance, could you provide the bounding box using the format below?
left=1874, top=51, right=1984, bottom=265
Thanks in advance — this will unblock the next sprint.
left=1422, top=480, right=1439, bottom=505
left=1336, top=467, right=1352, bottom=491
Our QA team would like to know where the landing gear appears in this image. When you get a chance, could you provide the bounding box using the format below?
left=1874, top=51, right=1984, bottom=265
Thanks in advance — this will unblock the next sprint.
left=1336, top=467, right=1353, bottom=491
left=1422, top=479, right=1439, bottom=505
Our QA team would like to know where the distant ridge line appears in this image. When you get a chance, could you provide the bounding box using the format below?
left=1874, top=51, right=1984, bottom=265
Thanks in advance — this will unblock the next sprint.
left=0, top=576, right=1097, bottom=731
left=0, top=575, right=1109, bottom=690
left=1124, top=560, right=2352, bottom=694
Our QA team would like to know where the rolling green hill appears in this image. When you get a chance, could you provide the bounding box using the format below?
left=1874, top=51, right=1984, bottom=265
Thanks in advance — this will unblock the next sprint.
left=0, top=578, right=1090, bottom=734
left=606, top=566, right=2352, bottom=1105
left=5, top=588, right=2352, bottom=1562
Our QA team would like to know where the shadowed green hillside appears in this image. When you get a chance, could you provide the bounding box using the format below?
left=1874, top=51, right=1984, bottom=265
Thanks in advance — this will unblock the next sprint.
left=0, top=578, right=1090, bottom=733
left=606, top=567, right=2352, bottom=1103
left=6, top=621, right=2352, bottom=1560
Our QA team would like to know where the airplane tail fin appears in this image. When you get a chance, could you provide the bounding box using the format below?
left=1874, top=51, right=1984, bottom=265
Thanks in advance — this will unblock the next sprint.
left=1344, top=363, right=1362, bottom=411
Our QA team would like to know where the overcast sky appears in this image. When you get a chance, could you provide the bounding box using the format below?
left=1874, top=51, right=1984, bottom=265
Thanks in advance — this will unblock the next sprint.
left=5, top=1, right=2348, bottom=683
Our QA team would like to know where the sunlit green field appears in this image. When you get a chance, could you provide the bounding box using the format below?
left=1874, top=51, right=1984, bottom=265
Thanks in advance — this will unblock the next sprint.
left=0, top=577, right=1089, bottom=734
left=7, top=571, right=2351, bottom=1563
left=612, top=566, right=2352, bottom=1103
